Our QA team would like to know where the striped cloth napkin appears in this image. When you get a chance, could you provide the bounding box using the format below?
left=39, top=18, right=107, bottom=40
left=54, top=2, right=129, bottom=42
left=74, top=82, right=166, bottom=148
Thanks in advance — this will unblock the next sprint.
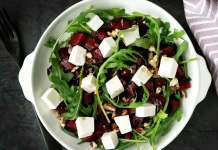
left=183, top=0, right=218, bottom=94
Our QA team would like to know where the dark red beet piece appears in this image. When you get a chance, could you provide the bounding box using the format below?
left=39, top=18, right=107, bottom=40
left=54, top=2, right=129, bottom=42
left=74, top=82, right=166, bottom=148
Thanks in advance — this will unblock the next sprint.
left=176, top=66, right=184, bottom=79
left=96, top=28, right=107, bottom=41
left=90, top=49, right=104, bottom=64
left=59, top=47, right=69, bottom=60
left=155, top=77, right=167, bottom=88
left=66, top=120, right=77, bottom=132
left=136, top=56, right=143, bottom=66
left=137, top=17, right=148, bottom=36
left=55, top=101, right=67, bottom=114
left=83, top=93, right=94, bottom=105
left=69, top=70, right=80, bottom=86
left=179, top=79, right=191, bottom=91
left=147, top=93, right=165, bottom=111
left=108, top=17, right=133, bottom=30
left=97, top=106, right=103, bottom=115
left=160, top=43, right=177, bottom=57
left=144, top=80, right=154, bottom=92
left=122, top=132, right=133, bottom=139
left=128, top=108, right=136, bottom=114
left=119, top=68, right=132, bottom=79
left=69, top=33, right=86, bottom=46
left=125, top=82, right=137, bottom=98
left=59, top=47, right=74, bottom=72
left=61, top=59, right=74, bottom=72
left=130, top=116, right=145, bottom=128
left=169, top=97, right=180, bottom=111
left=84, top=67, right=95, bottom=77
left=83, top=37, right=99, bottom=51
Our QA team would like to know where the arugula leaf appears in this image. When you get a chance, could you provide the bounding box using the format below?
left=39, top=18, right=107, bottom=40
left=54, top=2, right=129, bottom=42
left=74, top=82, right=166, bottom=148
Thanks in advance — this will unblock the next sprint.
left=44, top=38, right=56, bottom=48
left=77, top=140, right=85, bottom=145
left=92, top=96, right=98, bottom=119
left=61, top=127, right=77, bottom=138
left=156, top=110, right=168, bottom=119
left=174, top=91, right=182, bottom=100
left=66, top=24, right=92, bottom=34
left=179, top=57, right=197, bottom=64
left=167, top=30, right=184, bottom=41
left=104, top=8, right=132, bottom=18
left=131, top=38, right=154, bottom=49
left=173, top=40, right=188, bottom=61
left=176, top=108, right=183, bottom=121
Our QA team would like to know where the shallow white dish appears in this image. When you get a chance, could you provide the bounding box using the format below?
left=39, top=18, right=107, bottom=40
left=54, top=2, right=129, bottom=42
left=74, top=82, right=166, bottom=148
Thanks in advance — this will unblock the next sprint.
left=18, top=0, right=212, bottom=149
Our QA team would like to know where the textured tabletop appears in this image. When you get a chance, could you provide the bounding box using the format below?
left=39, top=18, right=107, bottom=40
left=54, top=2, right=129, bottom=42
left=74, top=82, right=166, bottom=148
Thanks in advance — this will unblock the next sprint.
left=0, top=0, right=218, bottom=150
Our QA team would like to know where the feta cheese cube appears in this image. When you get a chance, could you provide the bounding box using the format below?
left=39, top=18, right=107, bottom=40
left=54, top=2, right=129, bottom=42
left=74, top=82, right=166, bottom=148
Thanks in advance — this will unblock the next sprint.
left=121, top=26, right=140, bottom=46
left=75, top=117, right=94, bottom=139
left=99, top=37, right=116, bottom=58
left=68, top=45, right=87, bottom=66
left=106, top=75, right=124, bottom=98
left=41, top=88, right=62, bottom=109
left=81, top=75, right=96, bottom=93
left=102, top=131, right=119, bottom=149
left=158, top=56, right=178, bottom=78
left=132, top=65, right=153, bottom=86
left=86, top=14, right=104, bottom=31
left=114, top=115, right=132, bottom=134
left=135, top=103, right=156, bottom=117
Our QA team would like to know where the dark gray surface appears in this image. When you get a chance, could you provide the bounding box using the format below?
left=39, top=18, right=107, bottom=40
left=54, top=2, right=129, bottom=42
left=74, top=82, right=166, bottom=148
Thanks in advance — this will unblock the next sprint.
left=0, top=0, right=217, bottom=150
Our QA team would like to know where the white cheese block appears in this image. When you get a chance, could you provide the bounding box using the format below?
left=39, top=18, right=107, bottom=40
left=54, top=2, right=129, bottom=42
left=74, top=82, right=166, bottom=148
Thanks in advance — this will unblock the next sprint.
left=75, top=117, right=94, bottom=139
left=106, top=75, right=124, bottom=99
left=41, top=88, right=62, bottom=109
left=81, top=74, right=96, bottom=93
left=132, top=65, right=153, bottom=86
left=68, top=45, right=86, bottom=66
left=101, top=131, right=119, bottom=149
left=99, top=37, right=117, bottom=58
left=114, top=115, right=132, bottom=134
left=121, top=26, right=140, bottom=46
left=135, top=103, right=156, bottom=117
left=158, top=56, right=178, bottom=78
left=86, top=14, right=104, bottom=31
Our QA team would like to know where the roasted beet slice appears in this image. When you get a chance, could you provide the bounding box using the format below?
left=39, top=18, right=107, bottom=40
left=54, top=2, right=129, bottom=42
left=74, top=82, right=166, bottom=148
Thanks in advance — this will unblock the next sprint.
left=83, top=130, right=104, bottom=142
left=90, top=49, right=104, bottom=64
left=69, top=70, right=80, bottom=86
left=84, top=67, right=95, bottom=77
left=83, top=93, right=94, bottom=105
left=136, top=56, right=143, bottom=66
left=155, top=77, right=167, bottom=88
left=66, top=120, right=77, bottom=132
left=144, top=80, right=154, bottom=92
left=176, top=66, right=184, bottom=79
left=130, top=116, right=145, bottom=128
left=160, top=43, right=177, bottom=57
left=122, top=132, right=133, bottom=139
left=83, top=37, right=99, bottom=51
left=56, top=101, right=67, bottom=114
left=108, top=17, right=133, bottom=30
left=61, top=59, right=74, bottom=72
left=125, top=82, right=137, bottom=98
left=169, top=97, right=180, bottom=111
left=179, top=79, right=191, bottom=91
left=97, top=106, right=103, bottom=115
left=128, top=108, right=136, bottom=114
left=69, top=33, right=86, bottom=46
left=137, top=17, right=148, bottom=36
left=119, top=68, right=132, bottom=79
left=59, top=47, right=70, bottom=60
left=96, top=28, right=107, bottom=41
left=155, top=95, right=166, bottom=110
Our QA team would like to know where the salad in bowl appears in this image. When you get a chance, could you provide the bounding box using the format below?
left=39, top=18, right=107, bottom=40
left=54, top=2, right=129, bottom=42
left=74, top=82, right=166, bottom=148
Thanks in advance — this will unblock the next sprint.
left=41, top=6, right=196, bottom=150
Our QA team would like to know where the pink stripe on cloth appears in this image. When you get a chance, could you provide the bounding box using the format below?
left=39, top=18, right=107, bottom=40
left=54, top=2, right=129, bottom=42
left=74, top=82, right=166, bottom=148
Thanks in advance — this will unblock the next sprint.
left=184, top=0, right=218, bottom=94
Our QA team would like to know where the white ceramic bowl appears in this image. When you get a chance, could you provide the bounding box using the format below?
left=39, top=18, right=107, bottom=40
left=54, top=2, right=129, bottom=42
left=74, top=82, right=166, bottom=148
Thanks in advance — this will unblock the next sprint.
left=18, top=0, right=212, bottom=149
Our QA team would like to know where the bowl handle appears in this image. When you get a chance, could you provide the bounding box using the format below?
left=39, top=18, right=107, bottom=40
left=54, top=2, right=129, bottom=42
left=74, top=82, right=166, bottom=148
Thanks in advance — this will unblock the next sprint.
left=196, top=55, right=212, bottom=104
left=18, top=51, right=36, bottom=103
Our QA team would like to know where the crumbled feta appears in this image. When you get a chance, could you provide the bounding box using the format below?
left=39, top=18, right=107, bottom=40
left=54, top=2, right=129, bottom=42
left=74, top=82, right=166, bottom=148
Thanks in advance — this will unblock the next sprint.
left=131, top=65, right=153, bottom=86
left=75, top=117, right=94, bottom=139
left=99, top=37, right=117, bottom=58
left=86, top=14, right=104, bottom=31
left=114, top=115, right=132, bottom=134
left=106, top=75, right=124, bottom=98
left=41, top=88, right=63, bottom=109
left=101, top=131, right=119, bottom=149
left=135, top=103, right=156, bottom=117
left=81, top=75, right=96, bottom=93
left=68, top=45, right=86, bottom=66
left=158, top=56, right=178, bottom=78
left=121, top=26, right=140, bottom=46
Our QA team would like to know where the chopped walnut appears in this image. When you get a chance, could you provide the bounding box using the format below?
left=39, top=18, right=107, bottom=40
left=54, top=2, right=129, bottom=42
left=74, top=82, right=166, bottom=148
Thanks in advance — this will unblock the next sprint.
left=156, top=87, right=162, bottom=94
left=135, top=128, right=146, bottom=135
left=182, top=91, right=187, bottom=99
left=107, top=29, right=120, bottom=38
left=148, top=52, right=154, bottom=62
left=120, top=79, right=127, bottom=86
left=112, top=71, right=117, bottom=77
left=60, top=118, right=67, bottom=127
left=121, top=109, right=128, bottom=116
left=121, top=97, right=129, bottom=103
left=71, top=66, right=79, bottom=73
left=68, top=45, right=72, bottom=54
left=144, top=121, right=151, bottom=128
left=149, top=45, right=156, bottom=52
left=149, top=55, right=158, bottom=68
left=130, top=64, right=137, bottom=73
left=170, top=78, right=180, bottom=90
left=91, top=141, right=98, bottom=148
left=112, top=111, right=116, bottom=119
left=86, top=52, right=92, bottom=59
left=104, top=103, right=116, bottom=111
left=154, top=68, right=159, bottom=75
left=106, top=111, right=112, bottom=114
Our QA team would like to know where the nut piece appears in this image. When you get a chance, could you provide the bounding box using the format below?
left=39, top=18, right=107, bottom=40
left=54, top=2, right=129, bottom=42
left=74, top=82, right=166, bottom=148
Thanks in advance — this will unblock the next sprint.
left=149, top=55, right=158, bottom=68
left=68, top=45, right=72, bottom=54
left=106, top=111, right=112, bottom=114
left=107, top=29, right=120, bottom=38
left=144, top=121, right=151, bottom=128
left=148, top=52, right=154, bottom=62
left=121, top=97, right=128, bottom=103
left=104, top=103, right=116, bottom=111
left=112, top=123, right=119, bottom=132
left=86, top=52, right=92, bottom=59
left=60, top=118, right=67, bottom=127
left=170, top=78, right=180, bottom=90
left=54, top=110, right=60, bottom=118
left=120, top=79, right=127, bottom=86
left=121, top=109, right=128, bottom=116
left=135, top=128, right=146, bottom=135
left=156, top=87, right=162, bottom=94
left=130, top=64, right=137, bottom=73
left=112, top=111, right=116, bottom=119
left=149, top=45, right=156, bottom=52
left=182, top=91, right=187, bottom=99
left=71, top=66, right=79, bottom=72
left=91, top=141, right=98, bottom=148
